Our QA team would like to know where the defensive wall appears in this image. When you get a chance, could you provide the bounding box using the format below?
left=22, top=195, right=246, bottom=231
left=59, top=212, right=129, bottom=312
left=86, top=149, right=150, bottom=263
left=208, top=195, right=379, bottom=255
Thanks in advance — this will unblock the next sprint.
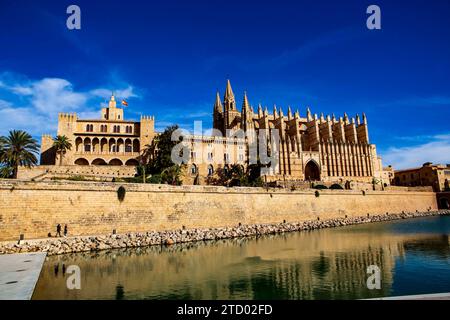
left=0, top=180, right=438, bottom=241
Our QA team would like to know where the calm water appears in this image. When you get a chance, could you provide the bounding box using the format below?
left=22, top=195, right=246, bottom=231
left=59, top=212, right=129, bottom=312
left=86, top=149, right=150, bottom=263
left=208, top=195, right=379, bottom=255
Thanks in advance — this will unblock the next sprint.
left=33, top=216, right=450, bottom=300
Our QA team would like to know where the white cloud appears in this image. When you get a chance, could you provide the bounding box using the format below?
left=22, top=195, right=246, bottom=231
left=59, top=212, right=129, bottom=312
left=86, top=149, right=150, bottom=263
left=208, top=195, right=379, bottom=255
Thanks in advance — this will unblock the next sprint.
left=0, top=107, right=54, bottom=135
left=0, top=99, right=12, bottom=108
left=29, top=78, right=87, bottom=114
left=381, top=134, right=450, bottom=169
left=90, top=86, right=138, bottom=100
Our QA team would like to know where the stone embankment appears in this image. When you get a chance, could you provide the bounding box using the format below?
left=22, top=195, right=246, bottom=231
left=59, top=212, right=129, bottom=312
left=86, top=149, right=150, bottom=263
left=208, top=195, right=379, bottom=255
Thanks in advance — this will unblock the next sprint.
left=1, top=210, right=449, bottom=256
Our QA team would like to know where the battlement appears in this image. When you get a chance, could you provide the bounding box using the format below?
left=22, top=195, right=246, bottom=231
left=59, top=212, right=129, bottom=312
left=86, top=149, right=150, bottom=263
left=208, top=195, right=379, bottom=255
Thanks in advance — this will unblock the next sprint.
left=141, top=115, right=155, bottom=121
left=58, top=112, right=77, bottom=121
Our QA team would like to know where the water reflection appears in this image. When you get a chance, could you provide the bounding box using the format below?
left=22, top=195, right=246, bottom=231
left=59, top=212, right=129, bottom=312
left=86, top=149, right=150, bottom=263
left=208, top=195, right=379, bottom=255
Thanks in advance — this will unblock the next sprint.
left=33, top=216, right=450, bottom=300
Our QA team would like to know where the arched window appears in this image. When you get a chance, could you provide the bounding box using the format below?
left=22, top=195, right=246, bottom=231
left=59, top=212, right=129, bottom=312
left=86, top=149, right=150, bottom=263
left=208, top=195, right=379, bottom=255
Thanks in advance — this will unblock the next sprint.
left=191, top=164, right=197, bottom=175
left=207, top=165, right=214, bottom=176
left=85, top=124, right=94, bottom=132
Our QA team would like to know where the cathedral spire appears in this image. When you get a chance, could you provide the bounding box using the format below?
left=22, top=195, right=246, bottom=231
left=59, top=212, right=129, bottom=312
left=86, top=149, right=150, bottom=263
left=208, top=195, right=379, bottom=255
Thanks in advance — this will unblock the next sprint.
left=273, top=104, right=278, bottom=118
left=224, top=80, right=234, bottom=100
left=362, top=112, right=367, bottom=124
left=356, top=113, right=361, bottom=125
left=344, top=112, right=349, bottom=124
left=287, top=106, right=292, bottom=119
left=306, top=106, right=312, bottom=121
left=258, top=103, right=263, bottom=117
left=223, top=79, right=236, bottom=111
left=242, top=91, right=250, bottom=112
left=214, top=91, right=223, bottom=113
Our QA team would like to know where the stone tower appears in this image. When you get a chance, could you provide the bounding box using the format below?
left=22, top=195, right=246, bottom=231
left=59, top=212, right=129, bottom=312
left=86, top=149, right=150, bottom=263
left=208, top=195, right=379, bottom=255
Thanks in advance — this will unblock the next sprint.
left=223, top=80, right=240, bottom=132
left=101, top=94, right=124, bottom=121
left=139, top=115, right=155, bottom=152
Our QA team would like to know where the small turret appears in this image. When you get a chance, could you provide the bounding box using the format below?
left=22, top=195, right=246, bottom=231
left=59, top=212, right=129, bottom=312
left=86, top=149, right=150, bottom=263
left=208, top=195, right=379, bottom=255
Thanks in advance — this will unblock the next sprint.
left=362, top=112, right=367, bottom=124
left=258, top=104, right=263, bottom=117
left=344, top=112, right=349, bottom=124
left=214, top=91, right=223, bottom=113
left=306, top=107, right=312, bottom=121
left=109, top=93, right=117, bottom=109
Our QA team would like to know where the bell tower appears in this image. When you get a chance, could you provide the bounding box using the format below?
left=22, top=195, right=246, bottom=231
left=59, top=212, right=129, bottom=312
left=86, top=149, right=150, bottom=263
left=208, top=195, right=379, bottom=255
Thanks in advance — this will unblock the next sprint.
left=101, top=93, right=124, bottom=121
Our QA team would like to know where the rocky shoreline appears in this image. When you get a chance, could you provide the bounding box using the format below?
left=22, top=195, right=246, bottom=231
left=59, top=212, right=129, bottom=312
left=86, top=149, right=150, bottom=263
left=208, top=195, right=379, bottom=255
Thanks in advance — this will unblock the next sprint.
left=1, top=210, right=449, bottom=256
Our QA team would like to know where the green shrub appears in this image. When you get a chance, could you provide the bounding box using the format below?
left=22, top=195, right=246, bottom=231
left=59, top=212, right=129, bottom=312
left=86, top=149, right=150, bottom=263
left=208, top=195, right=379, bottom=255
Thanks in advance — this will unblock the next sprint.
left=149, top=174, right=162, bottom=184
left=315, top=190, right=320, bottom=197
left=313, top=184, right=328, bottom=190
left=330, top=184, right=344, bottom=190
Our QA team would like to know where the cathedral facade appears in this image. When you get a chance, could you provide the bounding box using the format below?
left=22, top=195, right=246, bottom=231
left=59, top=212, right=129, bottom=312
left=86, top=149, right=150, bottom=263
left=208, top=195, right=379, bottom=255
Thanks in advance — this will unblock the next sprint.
left=183, top=80, right=384, bottom=184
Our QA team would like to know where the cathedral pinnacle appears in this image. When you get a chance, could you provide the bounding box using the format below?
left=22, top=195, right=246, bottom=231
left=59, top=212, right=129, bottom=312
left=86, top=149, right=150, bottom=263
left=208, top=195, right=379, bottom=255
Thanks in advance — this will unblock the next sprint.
left=242, top=91, right=250, bottom=112
left=306, top=107, right=312, bottom=121
left=214, top=91, right=223, bottom=113
left=224, top=79, right=235, bottom=100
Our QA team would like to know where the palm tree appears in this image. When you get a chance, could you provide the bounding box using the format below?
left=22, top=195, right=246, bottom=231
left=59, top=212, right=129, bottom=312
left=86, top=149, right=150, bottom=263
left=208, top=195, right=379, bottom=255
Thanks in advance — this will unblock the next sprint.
left=0, top=130, right=39, bottom=179
left=53, top=135, right=72, bottom=166
left=161, top=165, right=183, bottom=185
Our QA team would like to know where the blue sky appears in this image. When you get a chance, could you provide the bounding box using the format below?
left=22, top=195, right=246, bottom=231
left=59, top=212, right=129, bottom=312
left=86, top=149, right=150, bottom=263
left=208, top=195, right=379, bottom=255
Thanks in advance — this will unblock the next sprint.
left=0, top=0, right=449, bottom=169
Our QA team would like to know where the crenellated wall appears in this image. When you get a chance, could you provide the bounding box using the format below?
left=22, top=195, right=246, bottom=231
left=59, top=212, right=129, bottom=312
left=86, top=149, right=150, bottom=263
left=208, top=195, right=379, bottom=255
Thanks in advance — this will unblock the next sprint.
left=0, top=180, right=438, bottom=241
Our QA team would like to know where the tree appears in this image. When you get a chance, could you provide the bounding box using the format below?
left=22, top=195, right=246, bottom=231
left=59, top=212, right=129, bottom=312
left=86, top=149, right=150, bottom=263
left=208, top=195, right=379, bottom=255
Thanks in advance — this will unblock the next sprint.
left=53, top=135, right=72, bottom=166
left=161, top=164, right=183, bottom=185
left=148, top=125, right=181, bottom=173
left=206, top=163, right=263, bottom=187
left=136, top=125, right=184, bottom=184
left=0, top=130, right=39, bottom=179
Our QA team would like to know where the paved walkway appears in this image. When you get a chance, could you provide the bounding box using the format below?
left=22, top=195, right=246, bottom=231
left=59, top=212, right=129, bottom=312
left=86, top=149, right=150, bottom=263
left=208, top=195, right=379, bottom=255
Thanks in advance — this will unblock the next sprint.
left=367, top=292, right=450, bottom=300
left=0, top=252, right=46, bottom=300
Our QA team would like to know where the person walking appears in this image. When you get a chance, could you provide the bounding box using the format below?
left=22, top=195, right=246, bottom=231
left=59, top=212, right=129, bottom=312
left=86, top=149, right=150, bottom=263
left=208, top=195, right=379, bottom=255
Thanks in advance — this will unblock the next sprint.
left=56, top=224, right=62, bottom=237
left=64, top=225, right=68, bottom=237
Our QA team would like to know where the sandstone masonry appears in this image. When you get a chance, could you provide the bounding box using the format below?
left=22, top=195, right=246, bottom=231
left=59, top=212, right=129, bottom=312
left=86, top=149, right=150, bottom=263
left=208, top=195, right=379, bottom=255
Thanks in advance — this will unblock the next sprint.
left=1, top=210, right=448, bottom=256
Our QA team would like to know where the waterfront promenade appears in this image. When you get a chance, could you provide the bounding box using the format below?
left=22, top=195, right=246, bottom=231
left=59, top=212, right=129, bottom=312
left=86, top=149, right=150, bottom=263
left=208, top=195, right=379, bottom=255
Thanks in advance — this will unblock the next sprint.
left=0, top=252, right=46, bottom=300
